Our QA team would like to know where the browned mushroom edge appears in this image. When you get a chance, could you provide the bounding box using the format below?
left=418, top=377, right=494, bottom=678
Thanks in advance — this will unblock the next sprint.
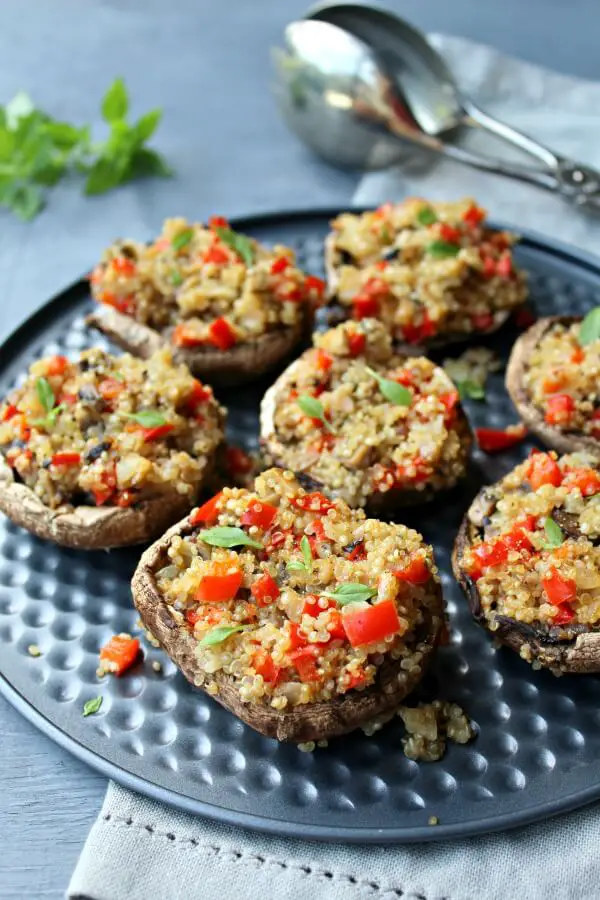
left=131, top=516, right=445, bottom=743
left=452, top=487, right=600, bottom=674
left=506, top=314, right=600, bottom=457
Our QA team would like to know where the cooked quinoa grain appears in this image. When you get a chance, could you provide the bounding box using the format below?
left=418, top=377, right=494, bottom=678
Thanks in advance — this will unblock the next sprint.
left=326, top=198, right=527, bottom=346
left=460, top=451, right=600, bottom=628
left=90, top=217, right=324, bottom=350
left=399, top=700, right=475, bottom=762
left=0, top=348, right=224, bottom=510
left=154, top=468, right=442, bottom=707
left=261, top=320, right=471, bottom=508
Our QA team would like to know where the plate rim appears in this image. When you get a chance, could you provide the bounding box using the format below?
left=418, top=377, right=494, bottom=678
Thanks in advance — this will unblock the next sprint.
left=2, top=205, right=600, bottom=843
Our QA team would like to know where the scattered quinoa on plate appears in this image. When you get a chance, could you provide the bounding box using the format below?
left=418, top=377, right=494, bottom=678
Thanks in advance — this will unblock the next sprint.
left=132, top=467, right=445, bottom=742
left=88, top=216, right=325, bottom=384
left=453, top=450, right=600, bottom=673
left=260, top=319, right=472, bottom=511
left=507, top=314, right=600, bottom=456
left=0, top=348, right=224, bottom=548
left=324, top=198, right=527, bottom=349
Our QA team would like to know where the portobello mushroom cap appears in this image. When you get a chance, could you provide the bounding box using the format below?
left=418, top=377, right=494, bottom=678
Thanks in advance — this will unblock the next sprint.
left=0, top=453, right=218, bottom=551
left=87, top=306, right=310, bottom=388
left=452, top=486, right=600, bottom=674
left=132, top=516, right=445, bottom=743
left=506, top=315, right=599, bottom=456
left=323, top=232, right=513, bottom=356
left=259, top=356, right=473, bottom=514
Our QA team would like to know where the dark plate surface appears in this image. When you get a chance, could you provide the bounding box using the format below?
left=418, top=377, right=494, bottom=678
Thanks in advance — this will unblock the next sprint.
left=2, top=208, right=600, bottom=843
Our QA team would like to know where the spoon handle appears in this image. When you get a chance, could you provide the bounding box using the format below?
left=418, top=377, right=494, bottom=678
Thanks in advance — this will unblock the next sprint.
left=463, top=101, right=559, bottom=169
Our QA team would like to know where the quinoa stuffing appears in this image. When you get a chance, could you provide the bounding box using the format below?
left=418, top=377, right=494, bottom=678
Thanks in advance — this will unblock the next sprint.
left=0, top=348, right=224, bottom=510
left=520, top=317, right=600, bottom=438
left=460, top=451, right=600, bottom=628
left=261, top=319, right=471, bottom=508
left=90, top=216, right=324, bottom=350
left=399, top=700, right=475, bottom=762
left=326, top=197, right=527, bottom=346
left=154, top=468, right=442, bottom=708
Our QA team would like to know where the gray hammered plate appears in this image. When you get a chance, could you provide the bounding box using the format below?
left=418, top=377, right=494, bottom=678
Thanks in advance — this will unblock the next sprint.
left=2, top=208, right=600, bottom=843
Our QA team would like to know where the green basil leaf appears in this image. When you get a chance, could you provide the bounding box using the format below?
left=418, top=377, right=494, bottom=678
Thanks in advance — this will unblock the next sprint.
left=35, top=376, right=55, bottom=413
left=297, top=394, right=336, bottom=433
left=101, top=78, right=129, bottom=123
left=199, top=625, right=245, bottom=647
left=83, top=696, right=103, bottom=717
left=457, top=379, right=485, bottom=401
left=416, top=206, right=438, bottom=226
left=171, top=228, right=194, bottom=251
left=198, top=526, right=264, bottom=550
left=129, top=147, right=173, bottom=178
left=170, top=269, right=183, bottom=287
left=8, top=183, right=45, bottom=220
left=366, top=367, right=412, bottom=407
left=5, top=92, right=35, bottom=129
left=214, top=226, right=254, bottom=266
left=322, top=583, right=377, bottom=606
left=301, top=535, right=313, bottom=573
left=31, top=403, right=66, bottom=428
left=135, top=109, right=162, bottom=142
left=84, top=157, right=127, bottom=195
left=287, top=561, right=308, bottom=573
left=543, top=516, right=564, bottom=548
left=124, top=410, right=167, bottom=428
left=579, top=307, right=600, bottom=347
left=426, top=239, right=460, bottom=259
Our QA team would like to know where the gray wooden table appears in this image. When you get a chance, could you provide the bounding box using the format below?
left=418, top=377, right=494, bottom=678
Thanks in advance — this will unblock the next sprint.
left=1, top=1, right=599, bottom=897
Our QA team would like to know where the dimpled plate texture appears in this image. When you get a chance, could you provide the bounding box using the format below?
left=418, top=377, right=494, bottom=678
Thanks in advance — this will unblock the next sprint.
left=3, top=210, right=600, bottom=844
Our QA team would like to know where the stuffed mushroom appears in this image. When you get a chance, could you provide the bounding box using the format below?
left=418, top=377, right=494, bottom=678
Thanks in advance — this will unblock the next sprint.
left=0, top=348, right=224, bottom=549
left=325, top=198, right=527, bottom=351
left=453, top=450, right=600, bottom=673
left=88, top=216, right=324, bottom=386
left=506, top=314, right=600, bottom=456
left=132, top=467, right=445, bottom=742
left=260, top=319, right=472, bottom=512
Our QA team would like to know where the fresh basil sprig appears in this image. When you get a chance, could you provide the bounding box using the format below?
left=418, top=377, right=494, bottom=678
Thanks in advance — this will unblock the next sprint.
left=297, top=394, right=335, bottom=433
left=322, top=583, right=377, bottom=606
left=199, top=625, right=245, bottom=647
left=543, top=516, right=564, bottom=549
left=31, top=376, right=66, bottom=428
left=426, top=240, right=460, bottom=259
left=365, top=367, right=412, bottom=407
left=124, top=410, right=167, bottom=428
left=83, top=696, right=103, bottom=717
left=171, top=228, right=194, bottom=251
left=287, top=535, right=313, bottom=574
left=416, top=206, right=438, bottom=226
left=214, top=226, right=254, bottom=266
left=579, top=307, right=600, bottom=346
left=199, top=526, right=264, bottom=550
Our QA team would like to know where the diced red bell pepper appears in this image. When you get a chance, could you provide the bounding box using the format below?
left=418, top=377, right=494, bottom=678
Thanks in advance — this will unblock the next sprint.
left=306, top=517, right=333, bottom=545
left=226, top=446, right=253, bottom=476
left=98, top=378, right=124, bottom=402
left=251, top=649, right=281, bottom=684
left=46, top=355, right=69, bottom=376
left=2, top=404, right=19, bottom=422
left=93, top=487, right=114, bottom=506
left=346, top=669, right=368, bottom=690
left=250, top=571, right=280, bottom=605
left=496, top=253, right=513, bottom=278
left=468, top=524, right=534, bottom=581
left=571, top=346, right=585, bottom=364
left=302, top=594, right=330, bottom=617
left=196, top=563, right=242, bottom=603
left=342, top=599, right=402, bottom=648
left=265, top=529, right=291, bottom=553
left=552, top=604, right=575, bottom=625
left=515, top=307, right=537, bottom=329
left=290, top=647, right=321, bottom=682
left=545, top=394, right=575, bottom=426
left=290, top=491, right=334, bottom=514
left=353, top=293, right=380, bottom=319
left=60, top=393, right=78, bottom=406
left=392, top=557, right=430, bottom=584
left=563, top=468, right=600, bottom=497
left=471, top=312, right=494, bottom=332
left=288, top=622, right=309, bottom=651
left=542, top=371, right=566, bottom=394
left=475, top=424, right=527, bottom=453
left=187, top=380, right=212, bottom=409
left=527, top=453, right=562, bottom=491
left=99, top=291, right=135, bottom=315
left=208, top=317, right=237, bottom=351
left=326, top=609, right=347, bottom=642
left=304, top=275, right=326, bottom=299
left=401, top=312, right=436, bottom=344
left=111, top=256, right=137, bottom=277
left=51, top=452, right=81, bottom=467
left=99, top=635, right=140, bottom=676
left=463, top=205, right=485, bottom=227
left=185, top=607, right=203, bottom=627
left=190, top=491, right=223, bottom=526
left=241, top=500, right=278, bottom=531
left=345, top=540, right=366, bottom=561
left=440, top=391, right=459, bottom=424
left=439, top=223, right=461, bottom=244
left=116, top=490, right=136, bottom=508
left=271, top=256, right=290, bottom=275
left=140, top=423, right=174, bottom=442
left=172, top=324, right=204, bottom=348
left=315, top=349, right=333, bottom=373
left=203, top=243, right=230, bottom=265
left=208, top=215, right=229, bottom=230
left=481, top=256, right=497, bottom=278
left=347, top=332, right=366, bottom=357
left=542, top=568, right=577, bottom=606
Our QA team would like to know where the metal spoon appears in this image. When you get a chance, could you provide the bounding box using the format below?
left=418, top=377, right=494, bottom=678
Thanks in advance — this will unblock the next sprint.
left=273, top=12, right=600, bottom=209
